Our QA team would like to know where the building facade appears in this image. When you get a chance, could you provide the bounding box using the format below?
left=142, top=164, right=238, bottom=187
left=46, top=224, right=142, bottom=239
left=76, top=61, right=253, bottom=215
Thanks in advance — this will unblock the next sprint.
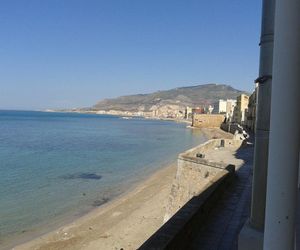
left=215, top=99, right=227, bottom=113
left=232, top=94, right=249, bottom=125
left=245, top=88, right=257, bottom=131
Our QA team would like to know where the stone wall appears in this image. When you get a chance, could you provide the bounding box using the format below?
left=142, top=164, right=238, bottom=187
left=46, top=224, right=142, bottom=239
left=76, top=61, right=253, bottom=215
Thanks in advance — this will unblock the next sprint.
left=192, top=114, right=225, bottom=128
left=140, top=170, right=234, bottom=250
left=182, top=139, right=242, bottom=157
left=164, top=139, right=241, bottom=222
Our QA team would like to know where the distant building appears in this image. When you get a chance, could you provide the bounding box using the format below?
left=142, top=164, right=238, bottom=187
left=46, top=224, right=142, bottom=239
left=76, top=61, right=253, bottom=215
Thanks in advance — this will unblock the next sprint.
left=225, top=99, right=237, bottom=115
left=232, top=94, right=249, bottom=125
left=149, top=104, right=185, bottom=119
left=185, top=106, right=205, bottom=120
left=214, top=99, right=236, bottom=115
left=193, top=107, right=205, bottom=114
left=245, top=87, right=257, bottom=131
left=215, top=99, right=227, bottom=113
left=185, top=106, right=193, bottom=119
left=207, top=105, right=214, bottom=114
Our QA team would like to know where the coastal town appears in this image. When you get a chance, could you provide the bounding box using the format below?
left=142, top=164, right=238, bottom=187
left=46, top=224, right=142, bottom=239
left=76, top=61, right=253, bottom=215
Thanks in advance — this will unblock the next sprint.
left=73, top=85, right=257, bottom=132
left=57, top=83, right=256, bottom=134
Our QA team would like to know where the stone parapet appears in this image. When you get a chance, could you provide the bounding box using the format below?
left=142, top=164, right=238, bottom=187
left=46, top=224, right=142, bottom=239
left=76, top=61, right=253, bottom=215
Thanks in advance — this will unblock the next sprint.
left=139, top=167, right=235, bottom=250
left=139, top=138, right=243, bottom=249
left=164, top=139, right=241, bottom=222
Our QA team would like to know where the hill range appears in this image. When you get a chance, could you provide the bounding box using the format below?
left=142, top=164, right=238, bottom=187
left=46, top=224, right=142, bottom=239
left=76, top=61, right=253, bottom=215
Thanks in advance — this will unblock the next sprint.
left=92, top=84, right=248, bottom=112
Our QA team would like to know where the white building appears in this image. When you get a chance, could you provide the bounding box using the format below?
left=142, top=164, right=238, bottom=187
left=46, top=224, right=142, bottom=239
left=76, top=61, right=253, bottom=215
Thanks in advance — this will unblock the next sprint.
left=215, top=99, right=236, bottom=117
left=217, top=99, right=227, bottom=113
left=226, top=99, right=237, bottom=114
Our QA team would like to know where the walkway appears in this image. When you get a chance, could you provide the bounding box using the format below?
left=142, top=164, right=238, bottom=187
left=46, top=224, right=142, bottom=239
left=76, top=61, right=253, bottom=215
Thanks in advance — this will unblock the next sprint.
left=189, top=145, right=253, bottom=250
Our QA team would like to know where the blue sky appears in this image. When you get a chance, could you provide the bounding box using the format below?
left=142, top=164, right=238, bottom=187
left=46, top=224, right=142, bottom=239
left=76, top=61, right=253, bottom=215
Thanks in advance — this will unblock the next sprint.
left=0, top=0, right=262, bottom=110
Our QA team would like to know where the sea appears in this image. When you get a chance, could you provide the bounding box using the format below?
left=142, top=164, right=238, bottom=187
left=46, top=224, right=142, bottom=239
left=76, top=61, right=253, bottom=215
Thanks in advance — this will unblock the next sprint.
left=0, top=110, right=207, bottom=248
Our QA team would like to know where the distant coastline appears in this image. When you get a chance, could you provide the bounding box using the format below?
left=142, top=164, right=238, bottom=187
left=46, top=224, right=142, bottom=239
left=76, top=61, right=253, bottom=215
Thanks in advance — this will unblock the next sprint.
left=44, top=83, right=247, bottom=125
left=45, top=108, right=193, bottom=125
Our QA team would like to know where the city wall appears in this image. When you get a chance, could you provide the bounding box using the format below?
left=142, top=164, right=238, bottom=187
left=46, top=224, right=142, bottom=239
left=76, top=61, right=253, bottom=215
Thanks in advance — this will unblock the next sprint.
left=192, top=114, right=225, bottom=128
left=164, top=138, right=242, bottom=222
left=140, top=138, right=243, bottom=249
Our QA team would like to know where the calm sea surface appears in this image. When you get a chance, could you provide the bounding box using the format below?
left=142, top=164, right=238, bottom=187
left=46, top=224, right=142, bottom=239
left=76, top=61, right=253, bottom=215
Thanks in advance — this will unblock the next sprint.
left=0, top=110, right=206, bottom=248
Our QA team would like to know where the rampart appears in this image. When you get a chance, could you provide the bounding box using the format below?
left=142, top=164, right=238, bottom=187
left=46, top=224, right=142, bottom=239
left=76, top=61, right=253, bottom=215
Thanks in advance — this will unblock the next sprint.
left=140, top=138, right=244, bottom=249
left=192, top=114, right=225, bottom=128
left=164, top=139, right=242, bottom=222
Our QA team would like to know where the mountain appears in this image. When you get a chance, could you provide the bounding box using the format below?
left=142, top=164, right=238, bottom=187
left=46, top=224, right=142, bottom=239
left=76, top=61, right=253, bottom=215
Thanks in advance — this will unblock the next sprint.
left=92, top=84, right=248, bottom=113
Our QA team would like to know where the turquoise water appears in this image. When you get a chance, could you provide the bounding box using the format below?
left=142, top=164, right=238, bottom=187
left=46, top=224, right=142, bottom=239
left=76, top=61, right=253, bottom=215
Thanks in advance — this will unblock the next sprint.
left=0, top=111, right=206, bottom=248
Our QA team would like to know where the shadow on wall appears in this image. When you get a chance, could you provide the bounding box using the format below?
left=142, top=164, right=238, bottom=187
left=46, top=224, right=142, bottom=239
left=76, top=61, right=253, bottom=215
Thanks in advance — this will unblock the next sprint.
left=139, top=140, right=253, bottom=250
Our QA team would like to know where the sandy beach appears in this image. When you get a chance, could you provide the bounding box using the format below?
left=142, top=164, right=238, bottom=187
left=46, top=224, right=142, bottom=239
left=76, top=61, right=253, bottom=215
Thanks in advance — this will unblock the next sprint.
left=13, top=128, right=232, bottom=250
left=14, top=163, right=176, bottom=250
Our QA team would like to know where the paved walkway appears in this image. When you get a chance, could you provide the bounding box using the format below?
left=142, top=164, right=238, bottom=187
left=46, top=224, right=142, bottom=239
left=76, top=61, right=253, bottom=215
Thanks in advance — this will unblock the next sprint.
left=189, top=145, right=254, bottom=250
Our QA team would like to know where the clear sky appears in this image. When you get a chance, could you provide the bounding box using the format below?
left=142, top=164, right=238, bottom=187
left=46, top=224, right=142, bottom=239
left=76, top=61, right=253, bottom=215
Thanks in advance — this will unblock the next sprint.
left=0, top=0, right=262, bottom=110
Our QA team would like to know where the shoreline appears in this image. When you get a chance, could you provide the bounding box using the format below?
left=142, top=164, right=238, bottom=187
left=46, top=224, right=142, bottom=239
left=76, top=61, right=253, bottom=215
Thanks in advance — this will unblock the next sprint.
left=11, top=128, right=230, bottom=250
left=13, top=161, right=179, bottom=250
left=1, top=157, right=175, bottom=249
left=44, top=109, right=193, bottom=125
